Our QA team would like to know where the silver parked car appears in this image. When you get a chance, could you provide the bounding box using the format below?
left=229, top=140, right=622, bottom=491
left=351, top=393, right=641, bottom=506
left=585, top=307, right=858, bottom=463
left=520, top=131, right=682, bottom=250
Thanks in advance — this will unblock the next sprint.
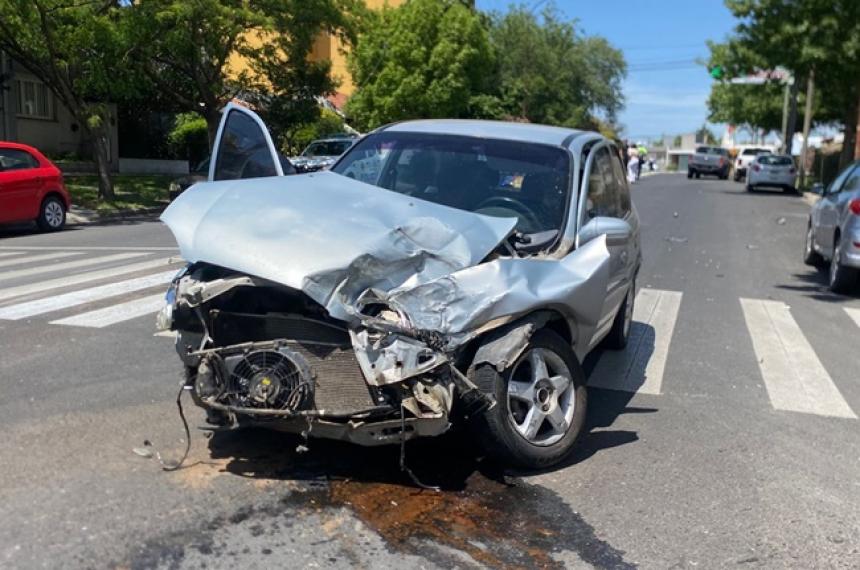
left=158, top=104, right=641, bottom=468
left=804, top=160, right=860, bottom=293
left=746, top=154, right=797, bottom=193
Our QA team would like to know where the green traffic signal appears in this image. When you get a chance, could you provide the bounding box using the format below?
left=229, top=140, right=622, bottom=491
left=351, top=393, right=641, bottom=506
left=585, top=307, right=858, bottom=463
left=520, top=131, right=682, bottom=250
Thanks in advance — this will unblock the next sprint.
left=709, top=65, right=724, bottom=80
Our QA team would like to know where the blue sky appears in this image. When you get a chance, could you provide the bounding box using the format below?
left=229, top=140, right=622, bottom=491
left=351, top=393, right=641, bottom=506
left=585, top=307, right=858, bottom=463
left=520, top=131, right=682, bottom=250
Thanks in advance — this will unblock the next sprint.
left=475, top=0, right=739, bottom=140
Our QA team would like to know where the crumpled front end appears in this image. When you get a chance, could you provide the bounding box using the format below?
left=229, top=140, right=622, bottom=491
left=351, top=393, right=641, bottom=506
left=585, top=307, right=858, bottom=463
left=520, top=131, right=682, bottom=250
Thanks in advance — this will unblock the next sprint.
left=159, top=173, right=610, bottom=445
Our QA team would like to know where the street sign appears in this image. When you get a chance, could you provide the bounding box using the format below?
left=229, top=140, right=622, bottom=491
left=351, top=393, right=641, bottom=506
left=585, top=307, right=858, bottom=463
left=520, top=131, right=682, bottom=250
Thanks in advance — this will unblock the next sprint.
left=729, top=67, right=793, bottom=85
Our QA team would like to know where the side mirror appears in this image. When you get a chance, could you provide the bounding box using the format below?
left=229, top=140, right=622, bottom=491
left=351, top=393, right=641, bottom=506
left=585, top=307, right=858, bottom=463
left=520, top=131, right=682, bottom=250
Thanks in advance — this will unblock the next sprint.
left=809, top=182, right=824, bottom=195
left=578, top=216, right=632, bottom=246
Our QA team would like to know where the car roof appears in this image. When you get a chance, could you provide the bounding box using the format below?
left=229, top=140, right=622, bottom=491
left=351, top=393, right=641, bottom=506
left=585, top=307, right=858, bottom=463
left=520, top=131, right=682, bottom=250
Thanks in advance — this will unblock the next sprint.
left=0, top=141, right=41, bottom=153
left=382, top=119, right=590, bottom=147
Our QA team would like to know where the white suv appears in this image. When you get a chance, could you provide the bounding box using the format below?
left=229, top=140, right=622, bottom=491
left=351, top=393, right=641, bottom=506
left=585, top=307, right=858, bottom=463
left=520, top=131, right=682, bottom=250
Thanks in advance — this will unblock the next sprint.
left=733, top=147, right=772, bottom=181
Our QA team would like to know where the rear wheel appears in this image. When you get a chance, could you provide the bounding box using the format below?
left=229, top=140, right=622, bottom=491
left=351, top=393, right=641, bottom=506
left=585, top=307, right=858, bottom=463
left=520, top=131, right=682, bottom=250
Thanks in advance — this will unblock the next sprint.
left=803, top=223, right=825, bottom=267
left=746, top=183, right=755, bottom=192
left=470, top=330, right=587, bottom=469
left=695, top=172, right=701, bottom=179
left=687, top=170, right=694, bottom=179
left=37, top=195, right=66, bottom=231
left=829, top=234, right=858, bottom=293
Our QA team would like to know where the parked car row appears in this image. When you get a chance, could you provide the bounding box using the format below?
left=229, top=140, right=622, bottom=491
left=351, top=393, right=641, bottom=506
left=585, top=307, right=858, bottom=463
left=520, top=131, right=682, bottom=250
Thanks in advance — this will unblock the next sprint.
left=686, top=145, right=798, bottom=193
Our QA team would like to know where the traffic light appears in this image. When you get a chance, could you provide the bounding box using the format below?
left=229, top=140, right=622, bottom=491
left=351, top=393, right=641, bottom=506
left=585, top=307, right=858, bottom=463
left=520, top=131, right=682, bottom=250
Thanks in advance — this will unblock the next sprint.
left=709, top=65, right=724, bottom=80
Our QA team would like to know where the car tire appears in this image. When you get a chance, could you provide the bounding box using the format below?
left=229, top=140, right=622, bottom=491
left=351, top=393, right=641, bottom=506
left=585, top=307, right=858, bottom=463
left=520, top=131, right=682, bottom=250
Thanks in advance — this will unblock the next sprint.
left=470, top=329, right=587, bottom=469
left=828, top=233, right=858, bottom=293
left=695, top=172, right=701, bottom=179
left=746, top=184, right=755, bottom=192
left=803, top=223, right=826, bottom=267
left=604, top=279, right=635, bottom=350
left=733, top=171, right=741, bottom=182
left=687, top=170, right=693, bottom=179
left=36, top=195, right=66, bottom=232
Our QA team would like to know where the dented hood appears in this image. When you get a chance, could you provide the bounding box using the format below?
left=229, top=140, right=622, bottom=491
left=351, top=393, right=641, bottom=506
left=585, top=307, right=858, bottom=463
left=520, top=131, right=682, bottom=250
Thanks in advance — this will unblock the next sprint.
left=161, top=171, right=517, bottom=319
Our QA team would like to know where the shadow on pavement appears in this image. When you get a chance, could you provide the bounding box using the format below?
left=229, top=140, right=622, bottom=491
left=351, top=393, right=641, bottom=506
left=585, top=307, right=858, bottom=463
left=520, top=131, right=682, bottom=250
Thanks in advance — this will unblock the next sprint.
left=776, top=271, right=860, bottom=302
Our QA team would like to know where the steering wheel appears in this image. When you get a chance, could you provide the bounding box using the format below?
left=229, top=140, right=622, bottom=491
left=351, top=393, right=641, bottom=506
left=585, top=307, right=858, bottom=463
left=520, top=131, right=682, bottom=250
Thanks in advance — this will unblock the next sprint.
left=475, top=196, right=542, bottom=230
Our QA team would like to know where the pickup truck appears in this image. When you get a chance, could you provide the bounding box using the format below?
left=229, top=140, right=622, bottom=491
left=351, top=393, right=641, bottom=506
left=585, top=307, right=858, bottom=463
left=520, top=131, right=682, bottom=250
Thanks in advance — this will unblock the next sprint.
left=687, top=146, right=730, bottom=180
left=733, top=147, right=772, bottom=181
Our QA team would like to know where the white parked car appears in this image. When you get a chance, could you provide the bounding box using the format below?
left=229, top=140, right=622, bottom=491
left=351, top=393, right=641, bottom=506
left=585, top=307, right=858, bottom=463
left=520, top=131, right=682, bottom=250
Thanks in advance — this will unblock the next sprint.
left=746, top=154, right=797, bottom=193
left=733, top=147, right=772, bottom=181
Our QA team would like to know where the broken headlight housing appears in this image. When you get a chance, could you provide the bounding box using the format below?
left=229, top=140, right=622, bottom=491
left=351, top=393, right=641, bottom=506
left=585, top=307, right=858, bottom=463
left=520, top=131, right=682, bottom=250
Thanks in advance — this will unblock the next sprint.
left=155, top=266, right=188, bottom=331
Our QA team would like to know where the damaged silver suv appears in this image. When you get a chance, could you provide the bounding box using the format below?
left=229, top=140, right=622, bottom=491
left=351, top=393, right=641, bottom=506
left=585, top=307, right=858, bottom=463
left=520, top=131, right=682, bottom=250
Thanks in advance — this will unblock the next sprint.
left=158, top=104, right=640, bottom=468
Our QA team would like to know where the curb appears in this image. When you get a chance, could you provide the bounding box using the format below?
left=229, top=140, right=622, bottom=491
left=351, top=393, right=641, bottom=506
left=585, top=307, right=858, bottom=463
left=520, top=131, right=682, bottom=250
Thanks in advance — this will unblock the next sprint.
left=68, top=206, right=166, bottom=226
left=800, top=192, right=819, bottom=208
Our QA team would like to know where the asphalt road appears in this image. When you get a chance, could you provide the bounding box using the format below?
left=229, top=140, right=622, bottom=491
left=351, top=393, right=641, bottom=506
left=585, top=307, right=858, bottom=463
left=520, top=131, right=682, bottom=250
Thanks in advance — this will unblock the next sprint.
left=1, top=173, right=859, bottom=569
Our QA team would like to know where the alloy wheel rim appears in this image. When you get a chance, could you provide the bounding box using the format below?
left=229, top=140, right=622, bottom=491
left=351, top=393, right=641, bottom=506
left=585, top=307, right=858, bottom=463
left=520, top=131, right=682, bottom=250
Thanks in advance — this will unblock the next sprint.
left=507, top=348, right=575, bottom=447
left=623, top=285, right=635, bottom=338
left=806, top=227, right=813, bottom=256
left=831, top=241, right=840, bottom=285
left=45, top=202, right=63, bottom=228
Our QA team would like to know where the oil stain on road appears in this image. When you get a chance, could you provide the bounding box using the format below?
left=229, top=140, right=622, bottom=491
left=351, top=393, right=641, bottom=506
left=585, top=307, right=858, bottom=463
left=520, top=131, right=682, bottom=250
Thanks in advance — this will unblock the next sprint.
left=124, top=428, right=635, bottom=569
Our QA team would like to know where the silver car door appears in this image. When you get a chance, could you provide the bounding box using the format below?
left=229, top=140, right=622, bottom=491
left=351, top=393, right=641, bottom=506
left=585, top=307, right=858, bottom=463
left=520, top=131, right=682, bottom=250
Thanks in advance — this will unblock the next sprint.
left=209, top=102, right=285, bottom=182
left=818, top=164, right=857, bottom=252
left=578, top=144, right=627, bottom=337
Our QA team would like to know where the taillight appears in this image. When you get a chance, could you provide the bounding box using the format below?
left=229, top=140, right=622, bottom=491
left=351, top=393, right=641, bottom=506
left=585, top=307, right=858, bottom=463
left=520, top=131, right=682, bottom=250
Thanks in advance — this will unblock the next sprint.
left=737, top=159, right=742, bottom=166
left=849, top=199, right=860, bottom=215
left=753, top=164, right=761, bottom=172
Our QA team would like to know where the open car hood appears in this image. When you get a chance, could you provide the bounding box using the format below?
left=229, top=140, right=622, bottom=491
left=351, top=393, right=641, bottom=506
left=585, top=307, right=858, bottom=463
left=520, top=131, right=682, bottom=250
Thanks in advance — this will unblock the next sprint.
left=160, top=171, right=518, bottom=320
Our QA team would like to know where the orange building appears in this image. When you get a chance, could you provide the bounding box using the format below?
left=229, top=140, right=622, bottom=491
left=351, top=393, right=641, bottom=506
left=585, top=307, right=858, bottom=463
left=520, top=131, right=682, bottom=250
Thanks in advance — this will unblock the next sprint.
left=229, top=1, right=402, bottom=108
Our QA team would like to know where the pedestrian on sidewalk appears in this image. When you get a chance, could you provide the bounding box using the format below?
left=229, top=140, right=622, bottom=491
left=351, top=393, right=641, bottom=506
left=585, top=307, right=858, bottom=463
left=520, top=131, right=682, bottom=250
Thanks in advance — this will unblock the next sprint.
left=627, top=147, right=639, bottom=184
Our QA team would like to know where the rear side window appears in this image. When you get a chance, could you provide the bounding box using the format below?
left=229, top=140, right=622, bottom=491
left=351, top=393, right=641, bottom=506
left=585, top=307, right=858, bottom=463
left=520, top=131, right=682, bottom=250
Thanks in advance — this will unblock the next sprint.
left=0, top=148, right=39, bottom=171
left=758, top=155, right=793, bottom=166
left=213, top=110, right=278, bottom=181
left=842, top=169, right=860, bottom=193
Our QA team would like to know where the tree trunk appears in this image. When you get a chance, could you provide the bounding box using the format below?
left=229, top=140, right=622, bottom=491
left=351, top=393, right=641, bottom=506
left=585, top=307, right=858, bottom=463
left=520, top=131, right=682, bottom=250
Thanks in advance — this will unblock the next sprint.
left=838, top=92, right=859, bottom=170
left=85, top=121, right=115, bottom=200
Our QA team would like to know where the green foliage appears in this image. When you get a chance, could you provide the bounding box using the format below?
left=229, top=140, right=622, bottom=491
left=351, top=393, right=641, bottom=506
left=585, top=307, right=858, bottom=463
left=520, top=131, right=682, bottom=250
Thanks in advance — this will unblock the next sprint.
left=707, top=80, right=787, bottom=134
left=346, top=0, right=494, bottom=130
left=485, top=5, right=625, bottom=128
left=346, top=1, right=625, bottom=132
left=672, top=135, right=682, bottom=148
left=167, top=113, right=209, bottom=164
left=0, top=0, right=143, bottom=198
left=127, top=0, right=362, bottom=145
left=713, top=0, right=860, bottom=163
left=279, top=109, right=346, bottom=155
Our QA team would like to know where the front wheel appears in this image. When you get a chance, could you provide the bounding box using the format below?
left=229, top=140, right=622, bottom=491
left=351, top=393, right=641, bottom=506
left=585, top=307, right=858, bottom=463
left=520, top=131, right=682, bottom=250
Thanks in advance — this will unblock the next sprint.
left=37, top=196, right=66, bottom=231
left=605, top=280, right=635, bottom=349
left=470, top=330, right=587, bottom=469
left=687, top=170, right=694, bottom=179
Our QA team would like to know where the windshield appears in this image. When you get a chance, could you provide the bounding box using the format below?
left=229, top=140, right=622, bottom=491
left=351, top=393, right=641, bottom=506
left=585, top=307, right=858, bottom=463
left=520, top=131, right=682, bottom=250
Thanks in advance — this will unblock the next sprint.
left=302, top=140, right=353, bottom=157
left=758, top=155, right=793, bottom=166
left=332, top=132, right=571, bottom=234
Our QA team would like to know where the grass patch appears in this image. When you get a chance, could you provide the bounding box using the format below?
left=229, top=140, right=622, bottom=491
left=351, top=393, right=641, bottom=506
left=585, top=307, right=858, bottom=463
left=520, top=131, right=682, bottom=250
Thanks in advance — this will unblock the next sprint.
left=65, top=174, right=174, bottom=213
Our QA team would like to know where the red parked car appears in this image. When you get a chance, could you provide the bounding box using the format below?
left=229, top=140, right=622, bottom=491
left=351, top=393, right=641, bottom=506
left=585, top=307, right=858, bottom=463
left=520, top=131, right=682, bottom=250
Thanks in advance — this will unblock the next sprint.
left=0, top=142, right=71, bottom=231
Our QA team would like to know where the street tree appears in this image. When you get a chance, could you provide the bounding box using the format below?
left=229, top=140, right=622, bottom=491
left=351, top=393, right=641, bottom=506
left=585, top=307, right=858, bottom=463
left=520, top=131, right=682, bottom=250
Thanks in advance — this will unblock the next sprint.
left=345, top=0, right=494, bottom=130
left=126, top=0, right=361, bottom=148
left=488, top=6, right=625, bottom=130
left=718, top=0, right=860, bottom=166
left=0, top=0, right=135, bottom=198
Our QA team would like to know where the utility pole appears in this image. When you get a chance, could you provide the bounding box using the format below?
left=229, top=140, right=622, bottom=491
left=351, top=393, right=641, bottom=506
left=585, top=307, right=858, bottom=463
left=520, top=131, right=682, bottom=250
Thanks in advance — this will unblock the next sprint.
left=784, top=79, right=799, bottom=156
left=855, top=90, right=860, bottom=160
left=780, top=83, right=790, bottom=153
left=799, top=69, right=815, bottom=188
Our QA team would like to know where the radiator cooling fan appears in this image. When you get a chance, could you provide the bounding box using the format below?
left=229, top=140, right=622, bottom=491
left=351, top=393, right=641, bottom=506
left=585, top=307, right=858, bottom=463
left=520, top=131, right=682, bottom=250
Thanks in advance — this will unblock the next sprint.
left=226, top=348, right=313, bottom=411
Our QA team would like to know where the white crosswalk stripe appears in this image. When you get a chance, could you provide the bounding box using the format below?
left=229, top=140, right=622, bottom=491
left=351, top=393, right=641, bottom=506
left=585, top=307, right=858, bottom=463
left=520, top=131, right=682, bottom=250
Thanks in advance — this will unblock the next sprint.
left=0, top=256, right=179, bottom=302
left=0, top=252, right=148, bottom=282
left=0, top=251, right=83, bottom=269
left=740, top=298, right=856, bottom=419
left=0, top=252, right=26, bottom=258
left=0, top=271, right=176, bottom=320
left=588, top=288, right=683, bottom=395
left=51, top=294, right=166, bottom=328
left=845, top=307, right=860, bottom=330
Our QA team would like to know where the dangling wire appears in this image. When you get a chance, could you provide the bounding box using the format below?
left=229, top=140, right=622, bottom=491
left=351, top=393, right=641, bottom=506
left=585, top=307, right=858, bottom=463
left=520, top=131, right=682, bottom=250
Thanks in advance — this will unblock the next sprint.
left=399, top=404, right=439, bottom=492
left=143, top=384, right=192, bottom=471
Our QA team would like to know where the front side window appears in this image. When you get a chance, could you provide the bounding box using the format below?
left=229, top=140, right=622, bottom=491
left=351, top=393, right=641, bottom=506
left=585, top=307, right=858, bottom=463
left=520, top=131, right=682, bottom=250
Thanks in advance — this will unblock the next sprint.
left=0, top=148, right=39, bottom=171
left=213, top=110, right=278, bottom=181
left=332, top=132, right=571, bottom=235
left=584, top=147, right=621, bottom=219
